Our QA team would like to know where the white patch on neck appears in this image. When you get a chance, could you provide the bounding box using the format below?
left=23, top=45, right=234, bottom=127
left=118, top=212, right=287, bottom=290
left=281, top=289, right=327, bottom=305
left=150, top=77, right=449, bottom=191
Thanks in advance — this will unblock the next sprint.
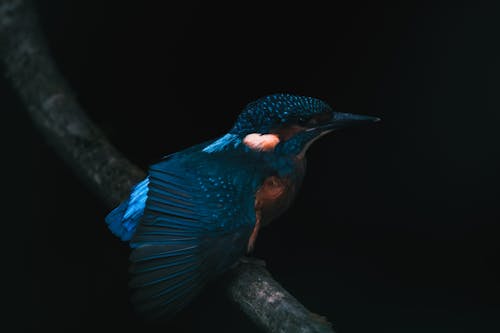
left=243, top=133, right=280, bottom=152
left=203, top=133, right=240, bottom=153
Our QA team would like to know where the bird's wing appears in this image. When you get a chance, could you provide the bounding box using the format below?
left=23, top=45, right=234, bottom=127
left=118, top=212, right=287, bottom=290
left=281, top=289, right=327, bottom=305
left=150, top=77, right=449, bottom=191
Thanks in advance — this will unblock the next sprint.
left=104, top=142, right=219, bottom=242
left=105, top=177, right=149, bottom=241
left=128, top=154, right=258, bottom=320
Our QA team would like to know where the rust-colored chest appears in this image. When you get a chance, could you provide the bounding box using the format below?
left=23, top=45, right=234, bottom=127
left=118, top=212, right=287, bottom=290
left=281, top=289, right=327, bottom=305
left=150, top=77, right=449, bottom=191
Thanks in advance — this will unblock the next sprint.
left=255, top=176, right=296, bottom=225
left=247, top=158, right=306, bottom=252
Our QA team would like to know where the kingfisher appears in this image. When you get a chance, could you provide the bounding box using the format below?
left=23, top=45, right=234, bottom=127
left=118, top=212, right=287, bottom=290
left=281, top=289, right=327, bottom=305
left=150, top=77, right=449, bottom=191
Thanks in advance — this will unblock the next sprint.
left=105, top=93, right=379, bottom=320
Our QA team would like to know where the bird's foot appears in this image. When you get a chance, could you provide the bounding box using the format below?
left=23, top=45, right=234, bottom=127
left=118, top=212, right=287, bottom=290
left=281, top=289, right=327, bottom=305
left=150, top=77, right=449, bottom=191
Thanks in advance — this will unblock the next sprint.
left=239, top=256, right=266, bottom=267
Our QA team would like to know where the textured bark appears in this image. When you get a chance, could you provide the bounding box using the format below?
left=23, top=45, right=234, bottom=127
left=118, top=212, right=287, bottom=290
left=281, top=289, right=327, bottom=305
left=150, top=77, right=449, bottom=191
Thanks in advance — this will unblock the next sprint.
left=228, top=263, right=334, bottom=333
left=0, top=1, right=335, bottom=332
left=0, top=0, right=145, bottom=207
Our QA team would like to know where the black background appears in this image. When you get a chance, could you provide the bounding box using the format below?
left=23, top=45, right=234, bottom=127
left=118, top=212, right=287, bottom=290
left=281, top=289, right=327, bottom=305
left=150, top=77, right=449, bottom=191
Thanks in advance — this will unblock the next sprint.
left=3, top=0, right=500, bottom=332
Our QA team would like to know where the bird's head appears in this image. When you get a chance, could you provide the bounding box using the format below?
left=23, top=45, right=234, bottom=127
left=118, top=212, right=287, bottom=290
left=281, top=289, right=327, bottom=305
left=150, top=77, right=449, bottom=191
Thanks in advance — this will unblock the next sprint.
left=228, top=94, right=379, bottom=157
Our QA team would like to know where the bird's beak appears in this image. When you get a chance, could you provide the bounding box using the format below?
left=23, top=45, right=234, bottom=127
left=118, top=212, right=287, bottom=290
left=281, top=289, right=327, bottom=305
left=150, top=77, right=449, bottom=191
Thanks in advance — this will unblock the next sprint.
left=307, top=112, right=381, bottom=133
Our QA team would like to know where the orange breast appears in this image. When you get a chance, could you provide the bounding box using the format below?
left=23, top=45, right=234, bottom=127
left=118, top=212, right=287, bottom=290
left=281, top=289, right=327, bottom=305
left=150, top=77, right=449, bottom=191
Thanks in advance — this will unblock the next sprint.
left=247, top=176, right=292, bottom=253
left=256, top=176, right=288, bottom=206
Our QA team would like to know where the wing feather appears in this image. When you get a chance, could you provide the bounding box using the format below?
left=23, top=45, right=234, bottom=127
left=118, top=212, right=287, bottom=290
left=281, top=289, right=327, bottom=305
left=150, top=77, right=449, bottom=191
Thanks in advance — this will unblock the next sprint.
left=128, top=155, right=257, bottom=320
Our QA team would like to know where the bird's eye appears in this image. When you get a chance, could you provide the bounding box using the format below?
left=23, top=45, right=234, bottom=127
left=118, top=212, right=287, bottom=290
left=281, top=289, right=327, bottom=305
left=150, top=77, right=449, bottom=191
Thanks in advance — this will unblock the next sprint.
left=298, top=116, right=309, bottom=125
left=297, top=116, right=319, bottom=127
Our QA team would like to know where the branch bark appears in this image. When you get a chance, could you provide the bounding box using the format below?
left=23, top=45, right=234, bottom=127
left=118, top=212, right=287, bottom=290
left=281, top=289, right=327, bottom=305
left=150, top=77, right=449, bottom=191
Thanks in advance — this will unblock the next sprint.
left=0, top=1, right=335, bottom=332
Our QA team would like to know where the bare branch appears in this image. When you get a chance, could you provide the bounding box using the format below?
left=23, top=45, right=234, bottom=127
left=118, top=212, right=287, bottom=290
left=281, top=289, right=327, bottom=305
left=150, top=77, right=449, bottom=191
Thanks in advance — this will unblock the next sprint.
left=0, top=0, right=144, bottom=207
left=228, top=263, right=334, bottom=333
left=0, top=1, right=335, bottom=332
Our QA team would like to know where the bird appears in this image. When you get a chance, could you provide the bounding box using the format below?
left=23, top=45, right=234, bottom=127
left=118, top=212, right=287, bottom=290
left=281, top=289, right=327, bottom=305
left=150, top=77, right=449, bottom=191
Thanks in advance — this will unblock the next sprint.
left=105, top=93, right=379, bottom=320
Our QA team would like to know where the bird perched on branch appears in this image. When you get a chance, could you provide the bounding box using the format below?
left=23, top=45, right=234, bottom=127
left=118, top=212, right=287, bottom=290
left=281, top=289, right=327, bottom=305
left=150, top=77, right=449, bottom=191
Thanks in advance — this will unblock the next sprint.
left=105, top=93, right=379, bottom=320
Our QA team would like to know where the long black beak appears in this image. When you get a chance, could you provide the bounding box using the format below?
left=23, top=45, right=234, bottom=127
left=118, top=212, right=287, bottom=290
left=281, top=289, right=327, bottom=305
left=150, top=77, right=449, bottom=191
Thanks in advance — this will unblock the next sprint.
left=309, top=112, right=381, bottom=132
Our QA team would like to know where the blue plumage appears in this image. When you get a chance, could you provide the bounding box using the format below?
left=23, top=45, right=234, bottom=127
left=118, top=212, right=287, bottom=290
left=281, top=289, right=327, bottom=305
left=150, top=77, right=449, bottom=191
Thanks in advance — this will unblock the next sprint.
left=231, top=94, right=332, bottom=135
left=105, top=177, right=149, bottom=241
left=127, top=150, right=260, bottom=319
left=105, top=93, right=379, bottom=320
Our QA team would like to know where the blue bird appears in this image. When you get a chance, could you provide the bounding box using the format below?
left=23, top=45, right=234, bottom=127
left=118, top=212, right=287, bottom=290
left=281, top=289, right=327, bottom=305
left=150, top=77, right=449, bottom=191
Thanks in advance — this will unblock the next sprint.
left=105, top=93, right=379, bottom=320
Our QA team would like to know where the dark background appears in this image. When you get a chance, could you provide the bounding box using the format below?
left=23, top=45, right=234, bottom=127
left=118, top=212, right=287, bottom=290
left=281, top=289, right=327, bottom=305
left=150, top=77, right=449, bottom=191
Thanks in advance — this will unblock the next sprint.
left=3, top=0, right=500, bottom=332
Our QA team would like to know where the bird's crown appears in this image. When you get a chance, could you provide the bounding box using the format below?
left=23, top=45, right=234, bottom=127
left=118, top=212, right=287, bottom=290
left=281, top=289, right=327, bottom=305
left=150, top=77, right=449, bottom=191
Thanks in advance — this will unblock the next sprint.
left=230, top=93, right=333, bottom=135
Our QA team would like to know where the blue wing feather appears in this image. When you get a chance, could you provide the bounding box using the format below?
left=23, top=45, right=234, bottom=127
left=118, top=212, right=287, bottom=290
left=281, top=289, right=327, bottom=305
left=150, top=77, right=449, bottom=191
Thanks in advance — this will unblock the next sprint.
left=105, top=177, right=149, bottom=241
left=104, top=144, right=266, bottom=320
left=123, top=153, right=258, bottom=320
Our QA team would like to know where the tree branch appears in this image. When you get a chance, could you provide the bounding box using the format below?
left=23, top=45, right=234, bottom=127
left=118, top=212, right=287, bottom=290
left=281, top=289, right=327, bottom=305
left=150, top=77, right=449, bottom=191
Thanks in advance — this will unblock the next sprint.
left=228, top=263, right=333, bottom=332
left=0, top=0, right=144, bottom=207
left=0, top=1, right=335, bottom=332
